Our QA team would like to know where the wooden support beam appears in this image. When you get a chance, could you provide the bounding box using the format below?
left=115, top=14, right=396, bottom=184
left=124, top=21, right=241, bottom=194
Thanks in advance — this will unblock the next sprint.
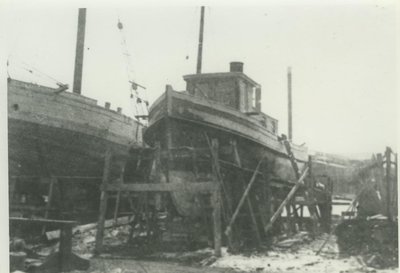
left=225, top=157, right=265, bottom=237
left=395, top=153, right=398, bottom=218
left=102, top=182, right=216, bottom=193
left=285, top=204, right=294, bottom=234
left=212, top=188, right=222, bottom=257
left=282, top=136, right=300, bottom=179
left=264, top=167, right=309, bottom=233
left=208, top=137, right=235, bottom=250
left=231, top=139, right=242, bottom=167
left=144, top=192, right=151, bottom=243
left=95, top=149, right=112, bottom=254
left=247, top=196, right=261, bottom=246
left=59, top=224, right=73, bottom=270
left=385, top=147, right=392, bottom=221
left=113, top=191, right=121, bottom=226
left=9, top=217, right=76, bottom=226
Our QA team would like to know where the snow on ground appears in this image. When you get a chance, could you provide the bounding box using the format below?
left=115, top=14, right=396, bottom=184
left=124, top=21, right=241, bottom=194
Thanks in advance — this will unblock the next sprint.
left=211, top=234, right=398, bottom=273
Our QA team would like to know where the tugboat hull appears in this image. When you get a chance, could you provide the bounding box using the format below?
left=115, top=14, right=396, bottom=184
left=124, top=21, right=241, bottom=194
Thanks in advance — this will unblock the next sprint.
left=145, top=89, right=308, bottom=218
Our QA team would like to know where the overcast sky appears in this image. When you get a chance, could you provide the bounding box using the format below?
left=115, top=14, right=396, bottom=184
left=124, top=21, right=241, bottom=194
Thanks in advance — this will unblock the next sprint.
left=1, top=1, right=398, bottom=157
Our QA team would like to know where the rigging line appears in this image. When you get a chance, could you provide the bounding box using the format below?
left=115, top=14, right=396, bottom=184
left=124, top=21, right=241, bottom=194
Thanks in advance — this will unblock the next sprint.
left=116, top=12, right=149, bottom=119
left=18, top=65, right=61, bottom=85
left=17, top=60, right=64, bottom=85
left=117, top=16, right=137, bottom=88
left=117, top=14, right=140, bottom=117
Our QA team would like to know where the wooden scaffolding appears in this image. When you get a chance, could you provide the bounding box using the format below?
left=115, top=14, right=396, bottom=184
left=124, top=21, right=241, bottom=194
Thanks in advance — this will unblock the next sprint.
left=94, top=135, right=333, bottom=255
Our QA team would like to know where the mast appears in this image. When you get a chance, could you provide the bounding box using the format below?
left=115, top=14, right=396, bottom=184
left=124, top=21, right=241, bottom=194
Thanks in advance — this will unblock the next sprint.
left=288, top=67, right=293, bottom=141
left=73, top=8, right=87, bottom=94
left=196, top=6, right=205, bottom=74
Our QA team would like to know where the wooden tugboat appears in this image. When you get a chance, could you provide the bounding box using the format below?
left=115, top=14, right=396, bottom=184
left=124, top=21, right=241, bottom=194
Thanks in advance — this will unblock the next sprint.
left=142, top=62, right=311, bottom=248
left=95, top=7, right=332, bottom=252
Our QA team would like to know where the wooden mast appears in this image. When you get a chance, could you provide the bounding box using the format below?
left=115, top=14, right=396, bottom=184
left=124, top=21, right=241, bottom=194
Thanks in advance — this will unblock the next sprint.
left=73, top=8, right=87, bottom=94
left=196, top=6, right=205, bottom=74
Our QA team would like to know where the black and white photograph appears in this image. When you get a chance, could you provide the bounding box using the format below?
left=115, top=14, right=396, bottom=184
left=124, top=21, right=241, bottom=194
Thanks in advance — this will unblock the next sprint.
left=1, top=1, right=398, bottom=272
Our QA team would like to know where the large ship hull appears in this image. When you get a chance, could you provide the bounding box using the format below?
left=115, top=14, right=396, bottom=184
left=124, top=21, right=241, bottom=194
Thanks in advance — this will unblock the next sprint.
left=8, top=79, right=144, bottom=221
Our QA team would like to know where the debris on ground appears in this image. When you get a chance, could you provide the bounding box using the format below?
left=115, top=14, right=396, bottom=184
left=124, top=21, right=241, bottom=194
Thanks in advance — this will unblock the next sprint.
left=10, top=223, right=399, bottom=273
left=210, top=232, right=398, bottom=273
left=336, top=218, right=398, bottom=269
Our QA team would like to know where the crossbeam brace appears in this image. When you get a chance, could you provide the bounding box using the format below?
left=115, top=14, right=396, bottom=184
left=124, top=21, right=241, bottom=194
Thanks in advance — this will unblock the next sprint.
left=101, top=182, right=217, bottom=193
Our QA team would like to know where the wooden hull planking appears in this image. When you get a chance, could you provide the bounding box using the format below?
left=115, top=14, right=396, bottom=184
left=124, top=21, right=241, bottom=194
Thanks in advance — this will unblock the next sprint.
left=8, top=79, right=144, bottom=220
left=145, top=89, right=308, bottom=218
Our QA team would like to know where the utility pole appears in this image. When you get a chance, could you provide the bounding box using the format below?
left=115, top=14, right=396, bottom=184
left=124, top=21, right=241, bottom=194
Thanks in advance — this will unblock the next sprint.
left=196, top=6, right=205, bottom=74
left=73, top=8, right=87, bottom=94
left=288, top=67, right=293, bottom=141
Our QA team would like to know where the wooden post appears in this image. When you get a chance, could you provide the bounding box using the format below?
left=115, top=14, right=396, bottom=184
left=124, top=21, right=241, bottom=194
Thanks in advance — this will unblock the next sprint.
left=114, top=160, right=126, bottom=226
left=144, top=192, right=151, bottom=243
left=113, top=191, right=121, bottom=226
left=209, top=137, right=233, bottom=216
left=285, top=204, right=293, bottom=234
left=376, top=153, right=385, bottom=213
left=385, top=147, right=392, bottom=221
left=59, top=224, right=73, bottom=271
left=154, top=142, right=163, bottom=214
left=394, top=153, right=398, bottom=218
left=212, top=188, right=222, bottom=257
left=95, top=149, right=112, bottom=253
left=209, top=137, right=234, bottom=249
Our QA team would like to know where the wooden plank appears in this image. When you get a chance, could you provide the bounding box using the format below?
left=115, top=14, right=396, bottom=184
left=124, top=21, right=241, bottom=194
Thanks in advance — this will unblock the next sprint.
left=225, top=157, right=265, bottom=237
left=9, top=217, right=76, bottom=226
left=247, top=196, right=261, bottom=247
left=95, top=149, right=112, bottom=254
left=113, top=191, right=121, bottom=226
left=59, top=225, right=73, bottom=271
left=264, top=167, right=309, bottom=233
left=231, top=139, right=242, bottom=167
left=45, top=216, right=131, bottom=240
left=102, top=182, right=216, bottom=193
left=212, top=188, right=222, bottom=257
left=208, top=137, right=234, bottom=250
